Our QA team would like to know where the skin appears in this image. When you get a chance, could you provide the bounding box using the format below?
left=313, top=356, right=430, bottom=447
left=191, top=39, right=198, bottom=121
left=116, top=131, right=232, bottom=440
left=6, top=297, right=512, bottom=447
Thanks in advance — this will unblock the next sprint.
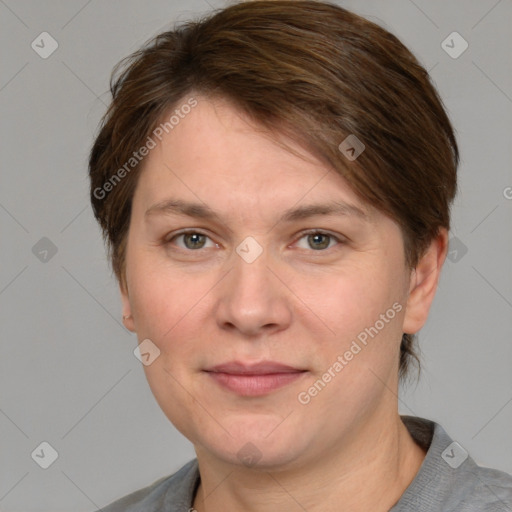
left=120, top=96, right=448, bottom=511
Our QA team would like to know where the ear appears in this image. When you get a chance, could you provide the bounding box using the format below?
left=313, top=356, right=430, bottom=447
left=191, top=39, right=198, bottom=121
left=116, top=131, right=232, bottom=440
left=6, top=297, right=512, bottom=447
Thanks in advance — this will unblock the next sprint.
left=402, top=228, right=449, bottom=334
left=120, top=279, right=136, bottom=332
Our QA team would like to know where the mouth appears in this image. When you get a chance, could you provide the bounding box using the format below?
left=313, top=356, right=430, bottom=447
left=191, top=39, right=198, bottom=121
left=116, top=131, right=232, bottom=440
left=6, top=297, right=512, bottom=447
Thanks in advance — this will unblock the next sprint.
left=203, top=361, right=308, bottom=397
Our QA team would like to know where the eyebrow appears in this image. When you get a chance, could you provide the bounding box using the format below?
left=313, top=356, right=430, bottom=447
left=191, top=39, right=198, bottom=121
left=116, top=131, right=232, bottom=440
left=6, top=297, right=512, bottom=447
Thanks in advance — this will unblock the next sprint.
left=145, top=198, right=370, bottom=224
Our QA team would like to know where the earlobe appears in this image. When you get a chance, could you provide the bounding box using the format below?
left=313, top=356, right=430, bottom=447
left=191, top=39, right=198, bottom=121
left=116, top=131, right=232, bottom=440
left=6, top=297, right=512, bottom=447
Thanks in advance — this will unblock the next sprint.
left=402, top=228, right=449, bottom=334
left=120, top=280, right=136, bottom=332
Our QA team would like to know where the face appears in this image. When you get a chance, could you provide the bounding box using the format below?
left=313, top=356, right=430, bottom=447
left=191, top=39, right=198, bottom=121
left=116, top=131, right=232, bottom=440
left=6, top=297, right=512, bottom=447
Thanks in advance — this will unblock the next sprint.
left=121, top=96, right=425, bottom=470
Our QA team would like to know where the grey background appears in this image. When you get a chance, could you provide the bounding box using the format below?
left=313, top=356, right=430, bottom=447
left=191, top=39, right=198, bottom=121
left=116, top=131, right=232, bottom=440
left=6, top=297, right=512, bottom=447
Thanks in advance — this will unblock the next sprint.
left=0, top=0, right=511, bottom=510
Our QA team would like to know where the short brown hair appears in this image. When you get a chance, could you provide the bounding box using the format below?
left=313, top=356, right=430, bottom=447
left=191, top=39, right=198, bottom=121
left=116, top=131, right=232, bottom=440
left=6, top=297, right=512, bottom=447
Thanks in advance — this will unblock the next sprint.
left=89, top=0, right=459, bottom=381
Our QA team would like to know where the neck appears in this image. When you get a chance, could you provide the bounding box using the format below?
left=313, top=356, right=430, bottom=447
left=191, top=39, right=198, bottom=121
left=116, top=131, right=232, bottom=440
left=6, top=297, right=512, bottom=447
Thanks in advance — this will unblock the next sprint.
left=192, top=410, right=426, bottom=512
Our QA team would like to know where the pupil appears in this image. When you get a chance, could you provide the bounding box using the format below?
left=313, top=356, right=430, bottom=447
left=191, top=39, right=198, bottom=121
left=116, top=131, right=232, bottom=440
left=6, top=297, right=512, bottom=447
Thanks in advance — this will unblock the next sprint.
left=309, top=234, right=329, bottom=250
left=186, top=233, right=205, bottom=249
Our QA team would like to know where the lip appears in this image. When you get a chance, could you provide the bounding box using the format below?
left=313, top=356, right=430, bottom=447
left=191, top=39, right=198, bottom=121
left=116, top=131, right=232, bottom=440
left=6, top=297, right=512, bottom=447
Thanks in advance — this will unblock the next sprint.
left=206, top=361, right=304, bottom=374
left=204, top=361, right=307, bottom=396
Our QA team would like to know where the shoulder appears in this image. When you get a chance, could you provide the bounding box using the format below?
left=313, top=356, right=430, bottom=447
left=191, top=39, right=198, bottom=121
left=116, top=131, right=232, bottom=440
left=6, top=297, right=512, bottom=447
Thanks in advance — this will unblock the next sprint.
left=394, top=416, right=512, bottom=511
left=97, top=459, right=199, bottom=512
left=457, top=464, right=512, bottom=511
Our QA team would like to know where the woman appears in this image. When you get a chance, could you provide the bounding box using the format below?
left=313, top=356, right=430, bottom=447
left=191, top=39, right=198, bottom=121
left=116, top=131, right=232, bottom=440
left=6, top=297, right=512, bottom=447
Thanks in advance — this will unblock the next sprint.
left=89, top=1, right=512, bottom=510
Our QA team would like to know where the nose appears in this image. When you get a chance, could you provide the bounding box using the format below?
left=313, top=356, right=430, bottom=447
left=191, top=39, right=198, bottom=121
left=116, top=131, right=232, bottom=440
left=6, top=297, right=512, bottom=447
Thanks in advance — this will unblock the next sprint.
left=214, top=244, right=293, bottom=338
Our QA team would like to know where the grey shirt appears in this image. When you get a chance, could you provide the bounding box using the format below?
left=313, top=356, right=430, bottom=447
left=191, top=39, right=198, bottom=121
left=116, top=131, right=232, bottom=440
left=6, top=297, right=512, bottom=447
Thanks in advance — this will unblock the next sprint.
left=98, top=416, right=512, bottom=511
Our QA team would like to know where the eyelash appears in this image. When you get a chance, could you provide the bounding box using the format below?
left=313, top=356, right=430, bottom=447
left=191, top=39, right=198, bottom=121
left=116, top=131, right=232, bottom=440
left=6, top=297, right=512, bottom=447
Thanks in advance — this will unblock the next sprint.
left=164, top=229, right=344, bottom=253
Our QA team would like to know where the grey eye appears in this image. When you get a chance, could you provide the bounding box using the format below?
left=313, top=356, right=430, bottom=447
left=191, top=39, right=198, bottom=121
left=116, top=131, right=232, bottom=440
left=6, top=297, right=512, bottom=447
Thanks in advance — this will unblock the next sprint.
left=306, top=233, right=331, bottom=250
left=182, top=232, right=207, bottom=250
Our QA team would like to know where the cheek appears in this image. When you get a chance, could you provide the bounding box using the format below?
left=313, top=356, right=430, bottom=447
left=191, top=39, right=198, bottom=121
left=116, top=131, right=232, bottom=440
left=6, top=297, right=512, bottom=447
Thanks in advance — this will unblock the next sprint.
left=128, top=263, right=208, bottom=435
left=293, top=261, right=400, bottom=334
left=129, top=257, right=203, bottom=339
left=293, top=262, right=406, bottom=385
left=127, top=258, right=220, bottom=380
left=131, top=277, right=172, bottom=338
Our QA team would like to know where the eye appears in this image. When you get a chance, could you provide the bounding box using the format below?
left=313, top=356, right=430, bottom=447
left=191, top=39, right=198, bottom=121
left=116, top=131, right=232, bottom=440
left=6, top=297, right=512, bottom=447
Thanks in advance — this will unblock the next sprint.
left=294, top=230, right=343, bottom=251
left=166, top=230, right=218, bottom=251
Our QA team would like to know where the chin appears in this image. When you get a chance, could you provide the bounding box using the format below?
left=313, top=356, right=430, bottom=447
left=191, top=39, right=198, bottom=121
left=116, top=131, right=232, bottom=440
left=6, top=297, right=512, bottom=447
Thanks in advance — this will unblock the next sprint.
left=212, top=439, right=306, bottom=471
left=197, top=415, right=313, bottom=471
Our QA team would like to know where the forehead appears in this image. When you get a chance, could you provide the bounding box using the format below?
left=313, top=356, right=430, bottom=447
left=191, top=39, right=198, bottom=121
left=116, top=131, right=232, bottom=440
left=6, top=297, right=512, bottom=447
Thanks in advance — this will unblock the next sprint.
left=134, top=96, right=376, bottom=224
